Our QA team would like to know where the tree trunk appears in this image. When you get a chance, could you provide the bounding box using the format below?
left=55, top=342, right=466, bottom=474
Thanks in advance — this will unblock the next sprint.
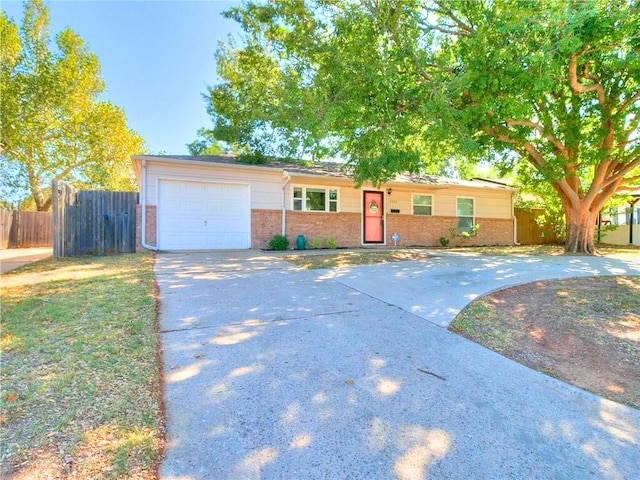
left=564, top=202, right=598, bottom=254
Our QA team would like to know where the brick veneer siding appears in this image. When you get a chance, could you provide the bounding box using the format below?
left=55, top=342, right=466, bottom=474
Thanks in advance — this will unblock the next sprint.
left=472, top=217, right=515, bottom=246
left=386, top=215, right=514, bottom=247
left=135, top=205, right=157, bottom=252
left=285, top=211, right=362, bottom=248
left=253, top=210, right=361, bottom=249
left=138, top=205, right=514, bottom=250
left=251, top=209, right=283, bottom=249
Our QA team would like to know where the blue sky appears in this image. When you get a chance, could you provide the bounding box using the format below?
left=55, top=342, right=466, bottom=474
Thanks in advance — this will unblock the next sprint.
left=2, top=0, right=242, bottom=154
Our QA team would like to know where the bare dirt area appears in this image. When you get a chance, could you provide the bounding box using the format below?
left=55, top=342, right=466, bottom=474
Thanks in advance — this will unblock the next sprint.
left=450, top=276, right=640, bottom=409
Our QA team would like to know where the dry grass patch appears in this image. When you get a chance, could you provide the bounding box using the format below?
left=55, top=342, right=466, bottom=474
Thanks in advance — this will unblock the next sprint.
left=284, top=249, right=432, bottom=269
left=450, top=276, right=640, bottom=409
left=286, top=244, right=640, bottom=270
left=0, top=253, right=163, bottom=479
left=448, top=244, right=640, bottom=258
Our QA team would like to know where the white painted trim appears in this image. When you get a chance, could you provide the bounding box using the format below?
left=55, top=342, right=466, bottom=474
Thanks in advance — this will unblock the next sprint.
left=290, top=183, right=341, bottom=213
left=411, top=192, right=434, bottom=216
left=456, top=196, right=476, bottom=233
left=134, top=155, right=286, bottom=175
left=140, top=159, right=157, bottom=251
left=282, top=172, right=291, bottom=236
left=156, top=177, right=252, bottom=250
left=361, top=189, right=386, bottom=245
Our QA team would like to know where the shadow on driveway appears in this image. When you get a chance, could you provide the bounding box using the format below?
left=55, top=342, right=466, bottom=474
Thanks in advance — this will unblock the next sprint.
left=156, top=250, right=640, bottom=480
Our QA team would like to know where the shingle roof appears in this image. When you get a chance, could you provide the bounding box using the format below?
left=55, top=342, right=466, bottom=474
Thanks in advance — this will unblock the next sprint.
left=134, top=155, right=513, bottom=190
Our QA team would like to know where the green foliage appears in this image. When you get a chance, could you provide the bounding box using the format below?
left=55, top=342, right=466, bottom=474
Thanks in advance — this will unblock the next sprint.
left=236, top=152, right=269, bottom=165
left=439, top=236, right=450, bottom=247
left=208, top=0, right=640, bottom=253
left=268, top=234, right=289, bottom=250
left=326, top=236, right=338, bottom=249
left=449, top=224, right=480, bottom=243
left=309, top=237, right=323, bottom=249
left=0, top=0, right=144, bottom=210
left=207, top=1, right=456, bottom=182
left=186, top=128, right=230, bottom=156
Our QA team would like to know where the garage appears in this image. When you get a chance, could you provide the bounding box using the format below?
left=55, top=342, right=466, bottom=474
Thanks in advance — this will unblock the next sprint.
left=157, top=179, right=250, bottom=250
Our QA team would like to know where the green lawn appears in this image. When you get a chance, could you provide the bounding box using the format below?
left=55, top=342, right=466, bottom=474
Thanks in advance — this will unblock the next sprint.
left=0, top=253, right=163, bottom=479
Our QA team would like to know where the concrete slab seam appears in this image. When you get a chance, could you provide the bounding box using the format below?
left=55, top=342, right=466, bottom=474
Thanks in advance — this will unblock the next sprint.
left=159, top=308, right=367, bottom=334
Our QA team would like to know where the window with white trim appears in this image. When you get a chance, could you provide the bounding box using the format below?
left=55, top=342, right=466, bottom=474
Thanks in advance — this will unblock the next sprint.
left=293, top=186, right=339, bottom=212
left=412, top=194, right=433, bottom=216
left=457, top=197, right=475, bottom=233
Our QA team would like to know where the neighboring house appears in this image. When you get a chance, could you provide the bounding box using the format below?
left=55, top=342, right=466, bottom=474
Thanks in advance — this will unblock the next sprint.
left=132, top=155, right=517, bottom=251
left=599, top=190, right=640, bottom=246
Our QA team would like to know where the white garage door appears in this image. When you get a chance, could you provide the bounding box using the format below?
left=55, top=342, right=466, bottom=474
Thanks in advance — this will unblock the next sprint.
left=157, top=179, right=250, bottom=250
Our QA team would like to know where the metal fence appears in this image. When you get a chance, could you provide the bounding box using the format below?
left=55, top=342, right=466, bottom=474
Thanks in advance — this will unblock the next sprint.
left=52, top=181, right=138, bottom=258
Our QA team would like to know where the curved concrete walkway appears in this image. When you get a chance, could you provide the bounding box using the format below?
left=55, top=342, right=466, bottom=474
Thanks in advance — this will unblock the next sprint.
left=156, top=250, right=640, bottom=480
left=321, top=251, right=640, bottom=327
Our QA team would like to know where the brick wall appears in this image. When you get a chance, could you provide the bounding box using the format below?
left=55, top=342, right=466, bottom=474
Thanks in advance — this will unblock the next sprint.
left=386, top=215, right=514, bottom=247
left=135, top=205, right=156, bottom=252
left=139, top=206, right=513, bottom=251
left=285, top=211, right=361, bottom=248
left=472, top=217, right=514, bottom=246
left=251, top=209, right=283, bottom=249
left=386, top=215, right=451, bottom=246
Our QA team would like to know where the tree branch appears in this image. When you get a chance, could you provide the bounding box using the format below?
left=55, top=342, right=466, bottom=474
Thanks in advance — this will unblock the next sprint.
left=563, top=163, right=581, bottom=195
left=599, top=157, right=640, bottom=190
left=412, top=54, right=431, bottom=81
left=523, top=142, right=547, bottom=169
left=568, top=51, right=606, bottom=106
left=592, top=179, right=623, bottom=213
left=482, top=126, right=522, bottom=146
left=419, top=23, right=471, bottom=37
left=52, top=156, right=96, bottom=183
left=554, top=177, right=581, bottom=209
left=617, top=175, right=640, bottom=189
left=504, top=118, right=569, bottom=158
left=432, top=0, right=474, bottom=34
left=584, top=160, right=612, bottom=206
left=617, top=91, right=640, bottom=115
left=483, top=120, right=551, bottom=170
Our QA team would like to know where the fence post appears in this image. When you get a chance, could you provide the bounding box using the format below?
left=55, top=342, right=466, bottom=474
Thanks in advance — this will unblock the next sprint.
left=52, top=181, right=58, bottom=258
left=11, top=210, right=20, bottom=248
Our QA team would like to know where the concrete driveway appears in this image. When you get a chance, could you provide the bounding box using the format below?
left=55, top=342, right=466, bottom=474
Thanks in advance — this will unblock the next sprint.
left=156, top=250, right=640, bottom=480
left=0, top=247, right=52, bottom=274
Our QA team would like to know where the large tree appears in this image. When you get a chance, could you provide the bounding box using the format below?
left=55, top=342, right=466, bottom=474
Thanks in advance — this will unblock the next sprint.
left=207, top=0, right=639, bottom=253
left=186, top=127, right=228, bottom=156
left=0, top=0, right=144, bottom=211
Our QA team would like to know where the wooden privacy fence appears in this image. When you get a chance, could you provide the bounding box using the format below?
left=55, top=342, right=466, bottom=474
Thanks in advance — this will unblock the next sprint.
left=52, top=181, right=138, bottom=258
left=515, top=208, right=560, bottom=245
left=0, top=209, right=52, bottom=249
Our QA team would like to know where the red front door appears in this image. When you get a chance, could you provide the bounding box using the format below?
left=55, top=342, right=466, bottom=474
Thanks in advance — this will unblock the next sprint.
left=363, top=191, right=384, bottom=243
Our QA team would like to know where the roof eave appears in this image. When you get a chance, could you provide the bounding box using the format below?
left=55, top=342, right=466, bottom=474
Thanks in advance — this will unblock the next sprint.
left=131, top=155, right=286, bottom=174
